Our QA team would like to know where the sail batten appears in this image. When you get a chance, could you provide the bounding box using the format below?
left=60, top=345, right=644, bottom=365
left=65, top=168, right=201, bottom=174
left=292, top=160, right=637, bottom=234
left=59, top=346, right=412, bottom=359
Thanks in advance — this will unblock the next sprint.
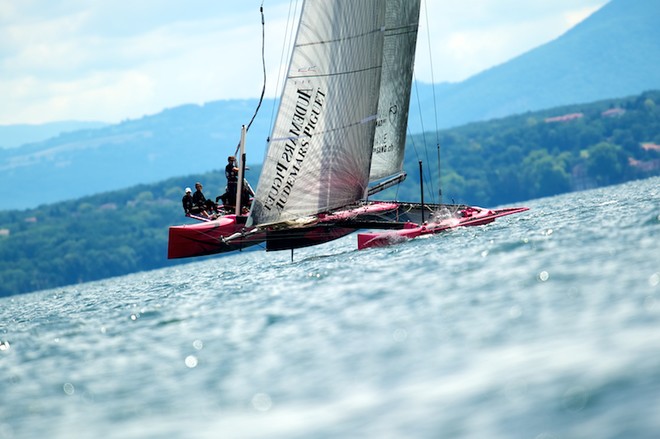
left=271, top=113, right=379, bottom=143
left=289, top=65, right=382, bottom=80
left=295, top=28, right=384, bottom=48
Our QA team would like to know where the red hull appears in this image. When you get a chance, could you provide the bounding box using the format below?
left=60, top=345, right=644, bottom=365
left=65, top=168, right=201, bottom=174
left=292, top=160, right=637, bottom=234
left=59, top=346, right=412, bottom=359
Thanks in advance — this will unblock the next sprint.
left=168, top=202, right=401, bottom=258
left=167, top=215, right=264, bottom=259
left=357, top=206, right=529, bottom=250
left=168, top=203, right=528, bottom=257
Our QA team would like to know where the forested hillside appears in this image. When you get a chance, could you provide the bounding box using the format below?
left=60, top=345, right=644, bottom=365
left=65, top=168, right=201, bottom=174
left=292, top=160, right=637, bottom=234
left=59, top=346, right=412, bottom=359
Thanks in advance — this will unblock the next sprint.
left=387, top=90, right=660, bottom=207
left=1, top=91, right=658, bottom=297
left=0, top=171, right=234, bottom=297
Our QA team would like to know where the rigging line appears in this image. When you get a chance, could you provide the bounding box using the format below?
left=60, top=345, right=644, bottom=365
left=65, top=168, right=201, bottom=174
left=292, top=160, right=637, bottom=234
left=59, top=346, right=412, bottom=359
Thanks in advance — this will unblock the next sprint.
left=269, top=0, right=299, bottom=131
left=397, top=42, right=426, bottom=199
left=416, top=4, right=438, bottom=204
left=423, top=0, right=440, bottom=142
left=234, top=4, right=268, bottom=157
left=423, top=0, right=442, bottom=202
left=412, top=71, right=436, bottom=204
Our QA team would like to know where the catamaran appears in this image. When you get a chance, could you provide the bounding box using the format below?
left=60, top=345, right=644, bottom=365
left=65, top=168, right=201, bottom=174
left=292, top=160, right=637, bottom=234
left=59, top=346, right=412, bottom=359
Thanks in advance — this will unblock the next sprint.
left=167, top=0, right=527, bottom=259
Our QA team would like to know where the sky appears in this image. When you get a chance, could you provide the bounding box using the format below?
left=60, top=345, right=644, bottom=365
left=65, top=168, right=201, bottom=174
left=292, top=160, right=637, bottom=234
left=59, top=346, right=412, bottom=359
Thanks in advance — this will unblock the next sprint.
left=0, top=0, right=609, bottom=125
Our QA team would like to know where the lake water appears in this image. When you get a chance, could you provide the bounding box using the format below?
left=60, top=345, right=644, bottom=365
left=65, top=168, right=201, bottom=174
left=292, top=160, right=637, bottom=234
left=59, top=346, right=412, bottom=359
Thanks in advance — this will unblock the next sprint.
left=1, top=177, right=659, bottom=439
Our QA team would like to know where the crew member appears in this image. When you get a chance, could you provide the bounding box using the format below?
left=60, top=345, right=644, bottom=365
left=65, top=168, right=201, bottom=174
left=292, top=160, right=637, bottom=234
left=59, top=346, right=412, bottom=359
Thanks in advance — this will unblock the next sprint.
left=192, top=182, right=213, bottom=218
left=219, top=156, right=239, bottom=209
left=182, top=187, right=193, bottom=215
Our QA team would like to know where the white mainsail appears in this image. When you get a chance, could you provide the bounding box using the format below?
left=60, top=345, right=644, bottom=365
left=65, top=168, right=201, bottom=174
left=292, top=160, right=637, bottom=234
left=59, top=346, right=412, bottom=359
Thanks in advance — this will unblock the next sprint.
left=369, top=0, right=421, bottom=181
left=249, top=0, right=421, bottom=227
left=248, top=0, right=387, bottom=227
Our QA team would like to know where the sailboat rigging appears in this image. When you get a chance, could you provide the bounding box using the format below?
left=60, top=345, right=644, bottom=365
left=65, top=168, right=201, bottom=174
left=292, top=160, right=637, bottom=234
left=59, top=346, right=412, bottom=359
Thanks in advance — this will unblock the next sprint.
left=167, top=0, right=527, bottom=259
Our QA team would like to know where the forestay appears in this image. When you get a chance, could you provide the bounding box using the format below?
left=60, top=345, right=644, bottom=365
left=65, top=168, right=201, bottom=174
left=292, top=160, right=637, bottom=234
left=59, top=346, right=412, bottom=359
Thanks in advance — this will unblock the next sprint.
left=248, top=0, right=387, bottom=227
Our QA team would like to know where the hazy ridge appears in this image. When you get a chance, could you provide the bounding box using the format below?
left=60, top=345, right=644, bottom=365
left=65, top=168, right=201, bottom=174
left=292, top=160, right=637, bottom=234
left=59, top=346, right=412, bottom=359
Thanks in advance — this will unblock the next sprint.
left=1, top=0, right=659, bottom=210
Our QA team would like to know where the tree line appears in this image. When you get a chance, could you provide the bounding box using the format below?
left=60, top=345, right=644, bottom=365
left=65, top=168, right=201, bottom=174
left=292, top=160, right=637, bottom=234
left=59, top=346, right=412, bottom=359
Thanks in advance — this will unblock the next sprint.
left=385, top=90, right=660, bottom=206
left=1, top=91, right=658, bottom=297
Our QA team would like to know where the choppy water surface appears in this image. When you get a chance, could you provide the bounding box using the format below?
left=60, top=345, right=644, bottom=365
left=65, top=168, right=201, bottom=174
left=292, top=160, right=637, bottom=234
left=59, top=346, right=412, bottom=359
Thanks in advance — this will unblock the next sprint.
left=1, top=178, right=659, bottom=439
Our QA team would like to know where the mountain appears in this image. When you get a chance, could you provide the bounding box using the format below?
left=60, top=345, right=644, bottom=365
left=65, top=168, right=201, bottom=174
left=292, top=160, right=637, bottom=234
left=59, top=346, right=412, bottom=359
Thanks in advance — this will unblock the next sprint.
left=0, top=121, right=108, bottom=149
left=410, top=0, right=660, bottom=131
left=2, top=0, right=659, bottom=211
left=0, top=100, right=274, bottom=210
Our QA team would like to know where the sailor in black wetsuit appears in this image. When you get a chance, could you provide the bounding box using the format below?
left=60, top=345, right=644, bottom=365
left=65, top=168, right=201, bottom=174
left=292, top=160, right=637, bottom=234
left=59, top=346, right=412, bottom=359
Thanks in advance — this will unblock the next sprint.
left=182, top=187, right=193, bottom=215
left=220, top=156, right=239, bottom=209
left=192, top=182, right=213, bottom=217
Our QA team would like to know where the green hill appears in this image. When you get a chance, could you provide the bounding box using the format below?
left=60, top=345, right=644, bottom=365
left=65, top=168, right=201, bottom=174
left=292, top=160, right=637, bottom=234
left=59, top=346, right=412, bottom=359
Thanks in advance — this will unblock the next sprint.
left=1, top=91, right=658, bottom=297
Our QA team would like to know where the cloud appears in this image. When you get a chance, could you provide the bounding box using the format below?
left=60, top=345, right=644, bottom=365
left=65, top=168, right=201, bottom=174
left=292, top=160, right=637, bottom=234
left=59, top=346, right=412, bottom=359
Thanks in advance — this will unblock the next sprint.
left=0, top=0, right=609, bottom=124
left=0, top=1, right=291, bottom=124
left=415, top=0, right=608, bottom=83
left=564, top=6, right=603, bottom=28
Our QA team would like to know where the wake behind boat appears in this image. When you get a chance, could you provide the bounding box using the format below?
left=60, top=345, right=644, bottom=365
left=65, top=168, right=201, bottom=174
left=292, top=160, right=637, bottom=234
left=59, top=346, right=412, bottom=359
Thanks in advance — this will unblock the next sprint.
left=167, top=0, right=527, bottom=259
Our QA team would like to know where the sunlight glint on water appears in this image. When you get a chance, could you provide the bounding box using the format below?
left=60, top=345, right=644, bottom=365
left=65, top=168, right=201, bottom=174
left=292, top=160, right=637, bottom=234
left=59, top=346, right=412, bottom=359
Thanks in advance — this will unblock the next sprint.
left=1, top=177, right=659, bottom=439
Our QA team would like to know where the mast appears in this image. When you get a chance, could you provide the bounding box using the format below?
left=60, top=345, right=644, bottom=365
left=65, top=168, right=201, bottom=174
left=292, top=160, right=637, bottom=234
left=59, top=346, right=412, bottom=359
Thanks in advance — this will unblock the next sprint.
left=437, top=143, right=443, bottom=204
left=419, top=160, right=425, bottom=223
left=235, top=125, right=247, bottom=217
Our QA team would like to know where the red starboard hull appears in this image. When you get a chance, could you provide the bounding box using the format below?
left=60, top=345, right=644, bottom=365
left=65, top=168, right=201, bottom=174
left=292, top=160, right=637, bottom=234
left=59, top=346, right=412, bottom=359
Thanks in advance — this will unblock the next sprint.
left=356, top=206, right=529, bottom=250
